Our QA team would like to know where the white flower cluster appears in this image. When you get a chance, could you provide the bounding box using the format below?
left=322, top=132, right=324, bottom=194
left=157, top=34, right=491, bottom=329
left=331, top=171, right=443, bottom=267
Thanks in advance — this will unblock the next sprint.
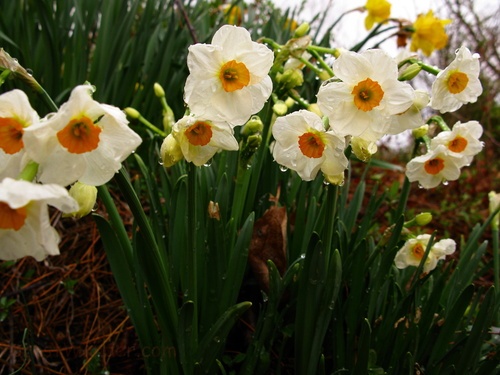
left=161, top=25, right=274, bottom=167
left=0, top=85, right=142, bottom=261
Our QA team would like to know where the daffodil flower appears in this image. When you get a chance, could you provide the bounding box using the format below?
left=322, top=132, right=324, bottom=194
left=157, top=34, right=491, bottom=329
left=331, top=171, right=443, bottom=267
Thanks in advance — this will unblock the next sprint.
left=405, top=144, right=462, bottom=189
left=394, top=234, right=456, bottom=273
left=0, top=90, right=39, bottom=180
left=0, top=178, right=78, bottom=261
left=387, top=90, right=430, bottom=135
left=430, top=121, right=483, bottom=167
left=171, top=114, right=239, bottom=166
left=184, top=25, right=274, bottom=126
left=271, top=110, right=347, bottom=181
left=430, top=46, right=482, bottom=113
left=364, top=0, right=391, bottom=31
left=23, top=84, right=142, bottom=186
left=317, top=49, right=414, bottom=142
left=410, top=10, right=451, bottom=56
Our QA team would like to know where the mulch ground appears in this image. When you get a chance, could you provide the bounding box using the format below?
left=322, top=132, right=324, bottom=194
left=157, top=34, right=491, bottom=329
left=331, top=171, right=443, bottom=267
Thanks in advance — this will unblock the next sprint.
left=1, top=137, right=498, bottom=374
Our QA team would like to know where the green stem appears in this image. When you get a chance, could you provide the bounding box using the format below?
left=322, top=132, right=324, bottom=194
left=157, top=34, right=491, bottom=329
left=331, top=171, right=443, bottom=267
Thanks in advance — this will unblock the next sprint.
left=260, top=37, right=282, bottom=50
left=428, top=116, right=451, bottom=131
left=323, top=184, right=338, bottom=254
left=418, top=61, right=441, bottom=76
left=308, top=45, right=340, bottom=58
left=307, top=49, right=334, bottom=78
left=287, top=89, right=309, bottom=109
left=138, top=114, right=167, bottom=137
left=296, top=55, right=323, bottom=76
left=187, top=162, right=199, bottom=347
left=17, top=161, right=39, bottom=182
left=493, top=227, right=499, bottom=308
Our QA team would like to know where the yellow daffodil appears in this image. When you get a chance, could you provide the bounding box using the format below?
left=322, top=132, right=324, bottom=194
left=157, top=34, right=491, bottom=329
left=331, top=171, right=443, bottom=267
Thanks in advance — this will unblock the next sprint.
left=430, top=121, right=483, bottom=167
left=0, top=90, right=39, bottom=180
left=395, top=234, right=456, bottom=273
left=364, top=0, right=391, bottom=30
left=271, top=110, right=347, bottom=181
left=0, top=178, right=78, bottom=261
left=23, top=84, right=142, bottom=187
left=430, top=46, right=482, bottom=113
left=317, top=49, right=414, bottom=142
left=410, top=10, right=451, bottom=56
left=171, top=114, right=238, bottom=166
left=405, top=144, right=462, bottom=189
left=184, top=25, right=274, bottom=126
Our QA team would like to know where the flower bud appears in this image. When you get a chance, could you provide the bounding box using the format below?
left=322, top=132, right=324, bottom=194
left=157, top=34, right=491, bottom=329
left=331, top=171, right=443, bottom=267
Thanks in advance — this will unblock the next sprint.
left=154, top=82, right=166, bottom=98
left=399, top=63, right=422, bottom=81
left=64, top=182, right=98, bottom=218
left=277, top=69, right=304, bottom=90
left=285, top=97, right=296, bottom=108
left=124, top=107, right=141, bottom=120
left=412, top=124, right=429, bottom=139
left=489, top=191, right=500, bottom=230
left=160, top=134, right=184, bottom=167
left=415, top=212, right=432, bottom=226
left=241, top=115, right=264, bottom=137
left=162, top=105, right=175, bottom=133
left=293, top=22, right=310, bottom=38
left=351, top=137, right=377, bottom=162
left=324, top=173, right=345, bottom=186
left=318, top=69, right=333, bottom=81
left=307, top=103, right=323, bottom=117
left=273, top=100, right=288, bottom=116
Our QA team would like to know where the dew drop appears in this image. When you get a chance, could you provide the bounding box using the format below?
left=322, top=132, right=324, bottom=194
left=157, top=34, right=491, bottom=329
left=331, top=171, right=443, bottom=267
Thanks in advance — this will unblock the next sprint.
left=26, top=68, right=33, bottom=76
left=442, top=180, right=449, bottom=186
left=323, top=179, right=330, bottom=186
left=203, top=159, right=212, bottom=167
left=158, top=159, right=164, bottom=166
left=279, top=165, right=288, bottom=172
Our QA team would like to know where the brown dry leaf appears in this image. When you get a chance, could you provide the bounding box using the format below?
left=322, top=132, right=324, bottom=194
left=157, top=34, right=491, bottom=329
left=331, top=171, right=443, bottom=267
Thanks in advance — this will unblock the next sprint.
left=248, top=206, right=287, bottom=292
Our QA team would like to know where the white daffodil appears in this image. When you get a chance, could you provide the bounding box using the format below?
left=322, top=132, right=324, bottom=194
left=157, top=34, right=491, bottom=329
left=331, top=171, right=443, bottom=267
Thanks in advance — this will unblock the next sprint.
left=23, top=84, right=142, bottom=187
left=171, top=114, right=239, bottom=166
left=430, top=121, right=483, bottom=167
left=406, top=144, right=463, bottom=189
left=271, top=110, right=347, bottom=181
left=0, top=178, right=78, bottom=261
left=317, top=49, right=414, bottom=142
left=184, top=25, right=274, bottom=126
left=394, top=234, right=456, bottom=273
left=387, top=90, right=430, bottom=135
left=430, top=46, right=482, bottom=113
left=0, top=90, right=39, bottom=180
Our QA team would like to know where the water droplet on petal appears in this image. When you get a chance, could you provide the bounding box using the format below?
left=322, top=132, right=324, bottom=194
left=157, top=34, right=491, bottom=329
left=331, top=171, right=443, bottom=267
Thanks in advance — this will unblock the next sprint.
left=442, top=180, right=449, bottom=186
left=203, top=159, right=212, bottom=167
left=323, top=179, right=330, bottom=186
left=279, top=165, right=288, bottom=172
left=158, top=159, right=164, bottom=166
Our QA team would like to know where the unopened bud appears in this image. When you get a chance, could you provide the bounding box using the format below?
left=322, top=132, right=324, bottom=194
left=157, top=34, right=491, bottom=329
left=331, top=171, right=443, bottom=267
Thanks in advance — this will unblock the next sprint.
left=318, top=69, right=333, bottom=81
left=415, top=212, right=432, bottom=226
left=324, top=173, right=345, bottom=186
left=489, top=191, right=500, bottom=230
left=399, top=63, right=422, bottom=81
left=351, top=137, right=377, bottom=162
left=241, top=115, right=264, bottom=137
left=293, top=22, right=310, bottom=38
left=124, top=107, right=141, bottom=120
left=412, top=124, right=429, bottom=139
left=154, top=82, right=165, bottom=98
left=277, top=69, right=304, bottom=89
left=162, top=106, right=175, bottom=133
left=273, top=100, right=288, bottom=116
left=307, top=103, right=323, bottom=117
left=285, top=97, right=296, bottom=108
left=160, top=134, right=184, bottom=167
left=64, top=182, right=98, bottom=218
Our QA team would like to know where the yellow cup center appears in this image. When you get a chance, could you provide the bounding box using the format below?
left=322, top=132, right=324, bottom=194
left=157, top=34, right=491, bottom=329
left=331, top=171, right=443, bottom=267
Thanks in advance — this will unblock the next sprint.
left=448, top=136, right=468, bottom=153
left=351, top=78, right=384, bottom=112
left=447, top=71, right=469, bottom=94
left=57, top=116, right=102, bottom=154
left=185, top=121, right=213, bottom=146
left=411, top=243, right=425, bottom=260
left=424, top=157, right=445, bottom=175
left=0, top=202, right=27, bottom=231
left=298, top=131, right=325, bottom=158
left=0, top=117, right=24, bottom=154
left=219, top=60, right=250, bottom=92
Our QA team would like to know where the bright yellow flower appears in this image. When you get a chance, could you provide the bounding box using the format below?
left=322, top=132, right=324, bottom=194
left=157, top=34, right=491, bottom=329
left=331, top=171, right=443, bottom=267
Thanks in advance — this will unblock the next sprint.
left=410, top=10, right=451, bottom=56
left=364, top=0, right=391, bottom=30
